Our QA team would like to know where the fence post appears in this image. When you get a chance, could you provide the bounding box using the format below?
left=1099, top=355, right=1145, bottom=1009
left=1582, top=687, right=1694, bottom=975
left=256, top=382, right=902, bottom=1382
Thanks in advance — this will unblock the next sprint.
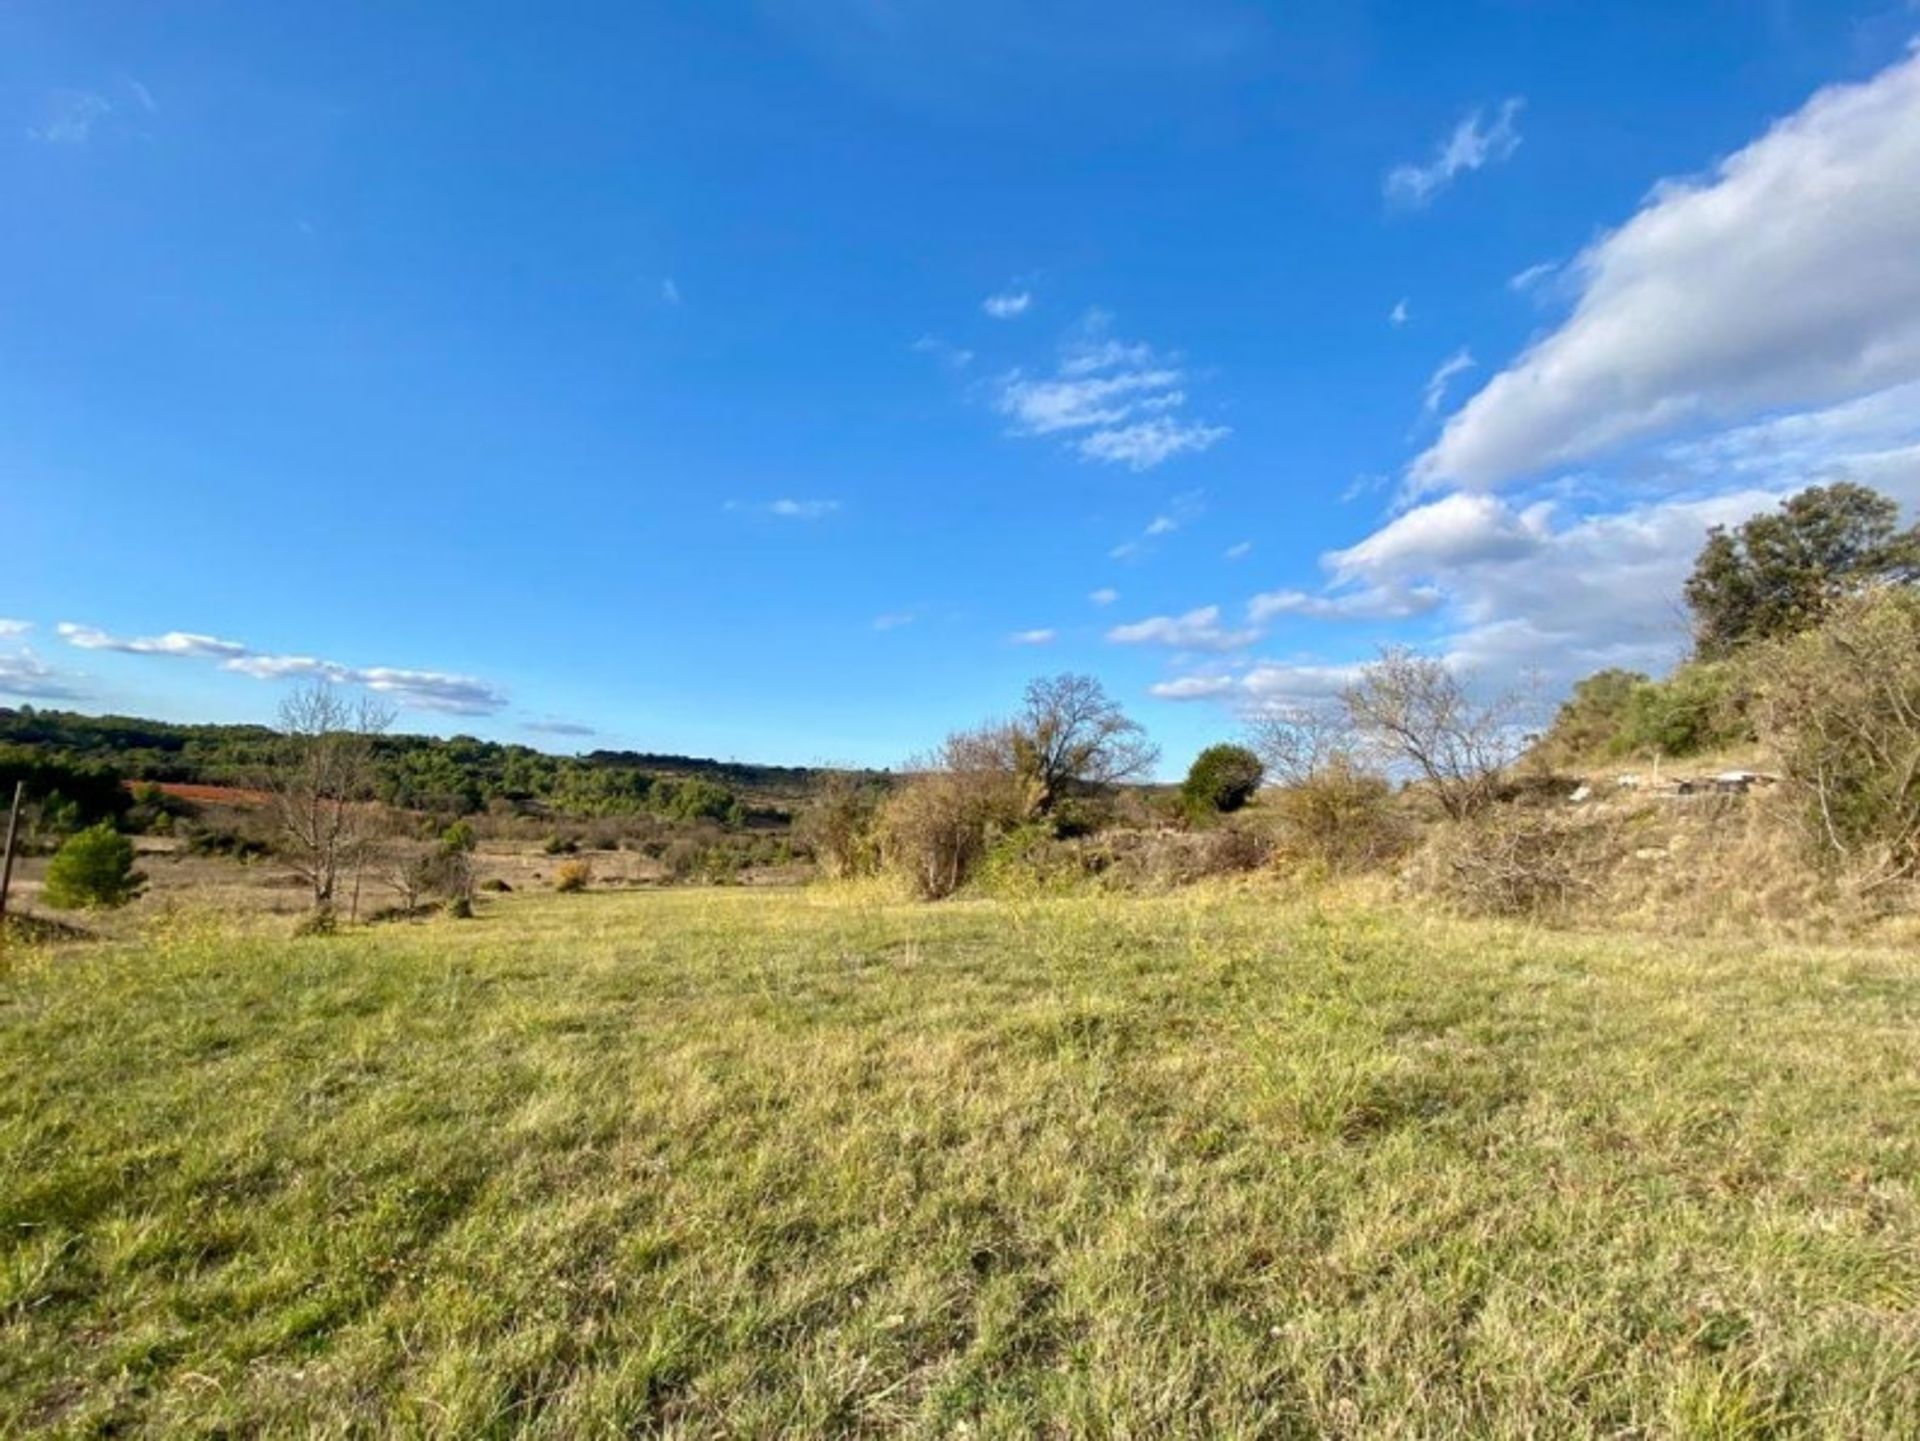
left=0, top=781, right=23, bottom=925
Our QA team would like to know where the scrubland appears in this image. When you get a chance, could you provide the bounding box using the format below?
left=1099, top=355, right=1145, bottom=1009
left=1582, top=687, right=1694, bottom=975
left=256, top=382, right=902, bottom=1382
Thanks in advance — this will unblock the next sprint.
left=4, top=886, right=1917, bottom=1437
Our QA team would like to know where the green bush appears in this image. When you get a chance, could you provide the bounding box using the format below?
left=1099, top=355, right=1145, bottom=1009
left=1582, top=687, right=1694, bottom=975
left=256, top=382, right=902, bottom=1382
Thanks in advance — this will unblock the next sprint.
left=1182, top=744, right=1265, bottom=816
left=41, top=823, right=146, bottom=910
left=1616, top=662, right=1749, bottom=758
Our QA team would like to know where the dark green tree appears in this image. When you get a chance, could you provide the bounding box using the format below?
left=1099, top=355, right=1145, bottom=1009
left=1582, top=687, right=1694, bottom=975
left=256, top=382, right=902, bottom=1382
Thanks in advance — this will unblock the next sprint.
left=1182, top=744, right=1266, bottom=815
left=1684, top=483, right=1920, bottom=658
left=42, top=823, right=146, bottom=910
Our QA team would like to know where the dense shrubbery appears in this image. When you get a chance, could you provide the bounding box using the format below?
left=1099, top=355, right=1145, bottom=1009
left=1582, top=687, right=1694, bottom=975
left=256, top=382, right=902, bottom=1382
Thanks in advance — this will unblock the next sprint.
left=1754, top=588, right=1920, bottom=889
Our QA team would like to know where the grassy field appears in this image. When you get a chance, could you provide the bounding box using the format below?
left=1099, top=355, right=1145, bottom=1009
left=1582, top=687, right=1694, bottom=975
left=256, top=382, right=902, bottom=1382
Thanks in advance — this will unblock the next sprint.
left=2, top=888, right=1917, bottom=1438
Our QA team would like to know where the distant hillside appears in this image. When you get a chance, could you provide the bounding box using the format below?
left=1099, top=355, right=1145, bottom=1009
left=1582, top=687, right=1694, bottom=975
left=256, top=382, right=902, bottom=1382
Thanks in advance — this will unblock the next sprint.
left=0, top=706, right=886, bottom=823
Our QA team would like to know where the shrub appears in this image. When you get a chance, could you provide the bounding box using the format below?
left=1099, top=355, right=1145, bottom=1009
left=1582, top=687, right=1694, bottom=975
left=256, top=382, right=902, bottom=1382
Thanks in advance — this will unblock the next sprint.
left=542, top=834, right=579, bottom=856
left=552, top=858, right=593, bottom=893
left=1182, top=744, right=1264, bottom=816
left=1617, top=662, right=1749, bottom=758
left=441, top=819, right=477, bottom=854
left=1753, top=589, right=1920, bottom=888
left=795, top=773, right=882, bottom=878
left=1268, top=761, right=1410, bottom=873
left=41, top=823, right=145, bottom=910
left=1417, top=809, right=1597, bottom=919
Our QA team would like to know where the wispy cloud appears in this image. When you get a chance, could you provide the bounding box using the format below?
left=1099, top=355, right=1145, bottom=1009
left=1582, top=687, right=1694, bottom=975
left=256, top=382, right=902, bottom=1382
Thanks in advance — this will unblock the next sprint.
left=912, top=334, right=975, bottom=370
left=1508, top=260, right=1558, bottom=294
left=993, top=310, right=1230, bottom=470
left=57, top=623, right=249, bottom=659
left=1422, top=348, right=1476, bottom=417
left=1107, top=605, right=1258, bottom=652
left=0, top=620, right=31, bottom=637
left=0, top=651, right=84, bottom=701
left=660, top=277, right=683, bottom=305
left=726, top=498, right=841, bottom=520
left=1009, top=628, right=1056, bottom=645
left=983, top=289, right=1032, bottom=319
left=1224, top=541, right=1252, bottom=561
left=1389, top=298, right=1411, bottom=326
left=55, top=621, right=508, bottom=715
left=525, top=718, right=598, bottom=738
left=872, top=611, right=916, bottom=631
left=1385, top=98, right=1524, bottom=209
left=1088, top=587, right=1120, bottom=606
left=28, top=89, right=111, bottom=145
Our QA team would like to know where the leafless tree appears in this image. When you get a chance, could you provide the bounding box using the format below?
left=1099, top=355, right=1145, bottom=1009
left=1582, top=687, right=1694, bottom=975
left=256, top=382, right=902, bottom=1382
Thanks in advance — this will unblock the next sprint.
left=269, top=683, right=394, bottom=915
left=1012, top=674, right=1159, bottom=815
left=1341, top=647, right=1528, bottom=820
left=1247, top=704, right=1359, bottom=787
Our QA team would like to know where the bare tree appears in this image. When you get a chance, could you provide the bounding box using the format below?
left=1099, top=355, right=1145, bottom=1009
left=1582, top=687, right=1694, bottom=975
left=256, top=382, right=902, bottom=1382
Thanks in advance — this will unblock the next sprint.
left=1247, top=704, right=1359, bottom=787
left=1012, top=674, right=1159, bottom=815
left=269, top=683, right=394, bottom=915
left=1341, top=648, right=1527, bottom=820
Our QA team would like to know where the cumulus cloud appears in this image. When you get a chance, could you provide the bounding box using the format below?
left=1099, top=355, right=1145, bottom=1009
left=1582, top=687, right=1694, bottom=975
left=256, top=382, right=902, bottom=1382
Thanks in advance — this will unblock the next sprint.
left=1324, top=492, right=1548, bottom=578
left=0, top=651, right=84, bottom=700
left=1385, top=98, right=1524, bottom=208
left=983, top=289, right=1032, bottom=319
left=0, top=620, right=30, bottom=637
left=1151, top=662, right=1363, bottom=708
left=56, top=621, right=508, bottom=715
left=993, top=311, right=1230, bottom=470
left=1009, top=628, right=1057, bottom=645
left=1415, top=51, right=1920, bottom=490
left=1107, top=605, right=1258, bottom=651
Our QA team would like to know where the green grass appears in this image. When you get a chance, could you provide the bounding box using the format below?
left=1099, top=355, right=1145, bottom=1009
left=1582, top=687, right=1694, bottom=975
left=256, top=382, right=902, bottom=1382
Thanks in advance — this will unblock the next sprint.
left=3, top=888, right=1918, bottom=1438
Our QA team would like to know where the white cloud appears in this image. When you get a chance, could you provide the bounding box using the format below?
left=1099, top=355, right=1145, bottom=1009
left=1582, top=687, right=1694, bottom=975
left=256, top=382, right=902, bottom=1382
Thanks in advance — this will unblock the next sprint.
left=127, top=78, right=157, bottom=114
left=1508, top=260, right=1559, bottom=294
left=525, top=718, right=597, bottom=738
left=1247, top=585, right=1442, bottom=623
left=727, top=498, right=841, bottom=520
left=1077, top=418, right=1229, bottom=469
left=660, top=277, right=683, bottom=305
left=1148, top=674, right=1237, bottom=700
left=0, top=651, right=83, bottom=700
left=0, top=620, right=30, bottom=637
left=992, top=311, right=1230, bottom=470
left=29, top=89, right=111, bottom=145
left=1325, top=492, right=1547, bottom=579
left=1415, top=51, right=1920, bottom=490
left=1009, top=628, right=1057, bottom=645
left=1385, top=98, right=1524, bottom=208
left=57, top=623, right=249, bottom=659
left=219, top=656, right=507, bottom=714
left=913, top=334, right=975, bottom=370
left=1107, top=605, right=1258, bottom=651
left=983, top=289, right=1032, bottom=319
left=1224, top=541, right=1252, bottom=560
left=1422, top=348, right=1476, bottom=417
left=1089, top=587, right=1120, bottom=606
left=1144, top=515, right=1178, bottom=537
left=872, top=611, right=916, bottom=631
left=1389, top=298, right=1411, bottom=326
left=55, top=620, right=507, bottom=715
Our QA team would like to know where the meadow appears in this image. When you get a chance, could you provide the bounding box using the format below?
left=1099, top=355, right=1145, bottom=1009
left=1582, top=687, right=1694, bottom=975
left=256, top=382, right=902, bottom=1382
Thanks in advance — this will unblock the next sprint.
left=3, top=886, right=1917, bottom=1438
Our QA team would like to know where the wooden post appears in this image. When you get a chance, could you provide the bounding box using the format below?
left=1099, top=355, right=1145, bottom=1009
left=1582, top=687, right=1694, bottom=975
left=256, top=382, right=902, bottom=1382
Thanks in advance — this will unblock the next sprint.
left=0, top=781, right=23, bottom=926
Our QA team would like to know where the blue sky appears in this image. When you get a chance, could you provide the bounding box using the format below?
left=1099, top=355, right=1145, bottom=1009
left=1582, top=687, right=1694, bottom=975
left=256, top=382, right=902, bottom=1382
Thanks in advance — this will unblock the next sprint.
left=5, top=2, right=1920, bottom=772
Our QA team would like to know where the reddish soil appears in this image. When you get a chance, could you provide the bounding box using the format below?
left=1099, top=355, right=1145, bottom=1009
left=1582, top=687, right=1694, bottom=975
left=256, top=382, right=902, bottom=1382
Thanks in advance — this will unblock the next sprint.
left=125, top=780, right=273, bottom=808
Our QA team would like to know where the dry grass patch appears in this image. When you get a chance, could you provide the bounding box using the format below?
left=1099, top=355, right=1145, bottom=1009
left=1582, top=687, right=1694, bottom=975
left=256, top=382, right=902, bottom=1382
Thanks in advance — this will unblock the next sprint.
left=2, top=888, right=1917, bottom=1436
